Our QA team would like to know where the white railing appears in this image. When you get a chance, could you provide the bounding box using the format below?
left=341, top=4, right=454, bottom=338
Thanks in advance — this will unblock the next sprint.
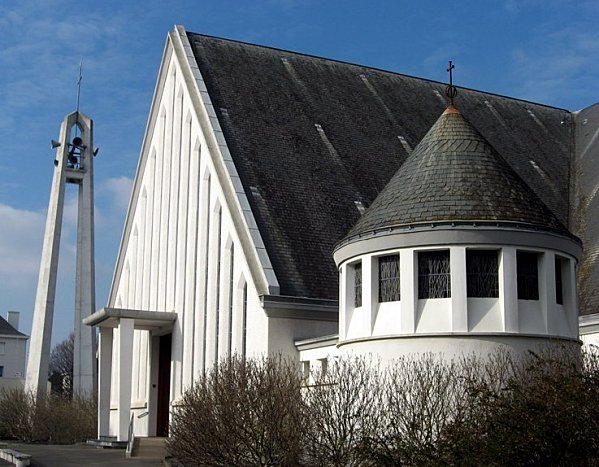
left=125, top=413, right=135, bottom=457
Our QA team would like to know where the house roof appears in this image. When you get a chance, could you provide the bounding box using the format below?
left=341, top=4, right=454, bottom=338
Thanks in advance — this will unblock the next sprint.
left=0, top=316, right=26, bottom=337
left=344, top=105, right=572, bottom=241
left=186, top=32, right=572, bottom=301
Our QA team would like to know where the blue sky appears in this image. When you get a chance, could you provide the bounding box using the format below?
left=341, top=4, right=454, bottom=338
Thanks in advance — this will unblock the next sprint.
left=0, top=0, right=598, bottom=346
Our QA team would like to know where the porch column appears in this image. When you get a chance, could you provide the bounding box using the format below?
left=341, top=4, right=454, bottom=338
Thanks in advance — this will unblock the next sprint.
left=98, top=327, right=113, bottom=438
left=118, top=318, right=134, bottom=441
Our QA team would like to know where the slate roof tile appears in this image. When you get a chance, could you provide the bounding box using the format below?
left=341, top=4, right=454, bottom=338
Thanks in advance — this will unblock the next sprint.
left=186, top=32, right=572, bottom=301
left=346, top=107, right=571, bottom=238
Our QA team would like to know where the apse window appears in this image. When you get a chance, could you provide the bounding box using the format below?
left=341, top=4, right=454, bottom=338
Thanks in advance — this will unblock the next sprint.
left=517, top=251, right=539, bottom=300
left=418, top=250, right=451, bottom=299
left=379, top=254, right=400, bottom=302
left=301, top=361, right=310, bottom=383
left=555, top=257, right=565, bottom=305
left=466, top=250, right=499, bottom=298
left=354, top=262, right=362, bottom=307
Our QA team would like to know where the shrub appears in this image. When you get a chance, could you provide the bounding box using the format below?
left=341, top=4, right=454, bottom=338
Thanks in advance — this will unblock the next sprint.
left=33, top=393, right=97, bottom=444
left=167, top=349, right=599, bottom=466
left=167, top=356, right=305, bottom=466
left=302, top=357, right=383, bottom=466
left=0, top=388, right=35, bottom=441
left=440, top=347, right=599, bottom=466
left=364, top=355, right=472, bottom=466
left=0, top=389, right=96, bottom=443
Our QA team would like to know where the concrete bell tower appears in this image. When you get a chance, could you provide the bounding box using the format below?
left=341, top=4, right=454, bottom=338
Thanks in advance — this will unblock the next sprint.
left=26, top=111, right=97, bottom=398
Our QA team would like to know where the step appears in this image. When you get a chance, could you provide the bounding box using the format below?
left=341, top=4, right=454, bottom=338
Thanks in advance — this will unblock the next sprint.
left=0, top=448, right=31, bottom=467
left=131, top=437, right=167, bottom=459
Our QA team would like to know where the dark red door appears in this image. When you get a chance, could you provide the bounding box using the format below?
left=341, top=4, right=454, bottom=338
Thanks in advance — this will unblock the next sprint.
left=156, top=334, right=172, bottom=437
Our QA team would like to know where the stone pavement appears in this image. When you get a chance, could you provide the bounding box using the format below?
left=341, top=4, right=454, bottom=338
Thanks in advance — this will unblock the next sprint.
left=0, top=442, right=164, bottom=466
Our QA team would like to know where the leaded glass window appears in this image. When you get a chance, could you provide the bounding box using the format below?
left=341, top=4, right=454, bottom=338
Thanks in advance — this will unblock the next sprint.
left=555, top=257, right=564, bottom=305
left=517, top=251, right=539, bottom=300
left=354, top=262, right=362, bottom=307
left=418, top=251, right=451, bottom=299
left=379, top=255, right=400, bottom=302
left=467, top=250, right=499, bottom=298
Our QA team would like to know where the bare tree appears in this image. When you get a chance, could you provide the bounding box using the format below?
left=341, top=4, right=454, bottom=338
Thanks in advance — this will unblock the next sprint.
left=48, top=332, right=74, bottom=397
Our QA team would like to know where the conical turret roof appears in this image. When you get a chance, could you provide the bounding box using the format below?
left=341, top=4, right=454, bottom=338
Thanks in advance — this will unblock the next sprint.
left=344, top=106, right=571, bottom=240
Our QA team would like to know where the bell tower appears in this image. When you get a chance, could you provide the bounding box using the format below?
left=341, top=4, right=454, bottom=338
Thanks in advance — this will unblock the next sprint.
left=26, top=111, right=97, bottom=397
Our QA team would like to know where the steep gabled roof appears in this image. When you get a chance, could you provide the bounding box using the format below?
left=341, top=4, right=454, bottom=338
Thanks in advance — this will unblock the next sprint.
left=186, top=32, right=572, bottom=301
left=0, top=316, right=26, bottom=337
left=345, top=106, right=572, bottom=240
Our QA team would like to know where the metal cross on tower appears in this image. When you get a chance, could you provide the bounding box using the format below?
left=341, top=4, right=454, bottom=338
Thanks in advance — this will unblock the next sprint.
left=446, top=60, right=457, bottom=106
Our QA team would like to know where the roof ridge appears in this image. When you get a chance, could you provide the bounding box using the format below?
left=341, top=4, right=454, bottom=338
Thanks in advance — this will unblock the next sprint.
left=186, top=31, right=569, bottom=112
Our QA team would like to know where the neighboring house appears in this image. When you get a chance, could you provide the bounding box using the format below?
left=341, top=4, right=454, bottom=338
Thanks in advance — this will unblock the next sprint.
left=0, top=311, right=28, bottom=390
left=84, top=25, right=599, bottom=441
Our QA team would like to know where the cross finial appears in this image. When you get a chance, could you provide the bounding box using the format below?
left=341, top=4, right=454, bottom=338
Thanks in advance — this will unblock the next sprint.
left=76, top=59, right=83, bottom=114
left=446, top=60, right=457, bottom=106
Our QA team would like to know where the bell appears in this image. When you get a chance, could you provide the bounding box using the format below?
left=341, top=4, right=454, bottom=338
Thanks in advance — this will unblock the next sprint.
left=72, top=136, right=83, bottom=147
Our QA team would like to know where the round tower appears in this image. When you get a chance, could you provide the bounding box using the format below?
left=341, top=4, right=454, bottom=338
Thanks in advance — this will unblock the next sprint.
left=333, top=105, right=581, bottom=361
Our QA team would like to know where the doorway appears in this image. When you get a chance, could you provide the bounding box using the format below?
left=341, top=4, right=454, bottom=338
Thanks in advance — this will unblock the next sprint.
left=156, top=334, right=171, bottom=437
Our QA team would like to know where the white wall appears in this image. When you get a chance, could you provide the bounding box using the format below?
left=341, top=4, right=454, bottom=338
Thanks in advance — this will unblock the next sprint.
left=338, top=334, right=579, bottom=364
left=339, top=244, right=579, bottom=360
left=0, top=335, right=27, bottom=379
left=108, top=44, right=272, bottom=436
left=268, top=317, right=337, bottom=360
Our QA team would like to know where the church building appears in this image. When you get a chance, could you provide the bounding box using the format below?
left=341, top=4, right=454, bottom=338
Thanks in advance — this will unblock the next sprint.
left=84, top=25, right=599, bottom=440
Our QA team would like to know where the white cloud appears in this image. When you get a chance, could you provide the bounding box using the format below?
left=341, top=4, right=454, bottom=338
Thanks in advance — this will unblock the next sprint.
left=0, top=204, right=45, bottom=280
left=0, top=199, right=79, bottom=285
left=100, top=176, right=134, bottom=215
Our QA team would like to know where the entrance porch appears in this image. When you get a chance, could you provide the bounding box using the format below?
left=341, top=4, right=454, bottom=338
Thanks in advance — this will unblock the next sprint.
left=83, top=308, right=177, bottom=441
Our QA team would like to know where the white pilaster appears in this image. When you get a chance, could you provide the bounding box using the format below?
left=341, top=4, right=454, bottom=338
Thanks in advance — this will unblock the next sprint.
left=118, top=318, right=134, bottom=441
left=338, top=265, right=347, bottom=340
left=400, top=249, right=416, bottom=333
left=541, top=252, right=555, bottom=334
left=501, top=247, right=518, bottom=332
left=566, top=258, right=578, bottom=336
left=364, top=255, right=376, bottom=335
left=451, top=247, right=468, bottom=332
left=98, top=327, right=113, bottom=437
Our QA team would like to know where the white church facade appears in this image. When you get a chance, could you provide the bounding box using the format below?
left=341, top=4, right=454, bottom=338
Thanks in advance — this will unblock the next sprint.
left=84, top=26, right=599, bottom=440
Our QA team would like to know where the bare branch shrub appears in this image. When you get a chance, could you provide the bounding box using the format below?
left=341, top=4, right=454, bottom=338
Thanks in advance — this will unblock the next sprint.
left=167, top=355, right=305, bottom=466
left=362, top=354, right=473, bottom=466
left=167, top=347, right=599, bottom=466
left=33, top=393, right=97, bottom=443
left=302, top=357, right=383, bottom=467
left=0, top=388, right=35, bottom=441
left=0, top=389, right=96, bottom=443
left=441, top=346, right=599, bottom=466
